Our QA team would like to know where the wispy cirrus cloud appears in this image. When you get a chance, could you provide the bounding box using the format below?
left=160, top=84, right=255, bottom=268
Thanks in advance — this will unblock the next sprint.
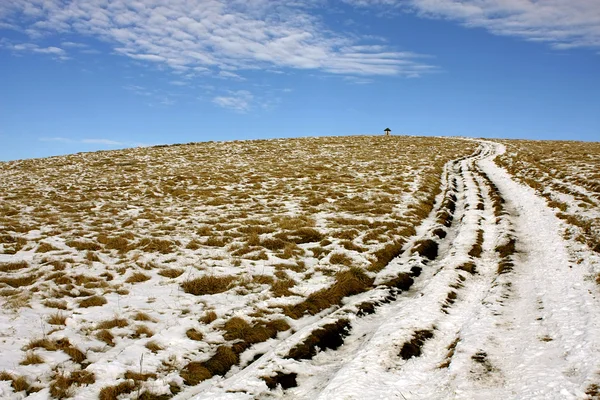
left=8, top=42, right=69, bottom=60
left=212, top=90, right=254, bottom=113
left=344, top=0, right=600, bottom=50
left=0, top=0, right=437, bottom=78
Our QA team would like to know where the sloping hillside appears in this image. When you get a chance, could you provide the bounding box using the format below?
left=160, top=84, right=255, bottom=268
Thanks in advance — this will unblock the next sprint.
left=1, top=136, right=599, bottom=400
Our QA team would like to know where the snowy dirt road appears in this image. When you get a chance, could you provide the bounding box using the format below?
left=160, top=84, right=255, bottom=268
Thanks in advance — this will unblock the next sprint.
left=184, top=141, right=600, bottom=400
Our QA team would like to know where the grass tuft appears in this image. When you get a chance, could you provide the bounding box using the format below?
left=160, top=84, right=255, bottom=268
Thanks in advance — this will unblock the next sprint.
left=200, top=311, right=218, bottom=324
left=0, top=261, right=28, bottom=272
left=98, top=380, right=136, bottom=400
left=158, top=268, right=184, bottom=278
left=411, top=239, right=439, bottom=260
left=180, top=346, right=239, bottom=385
left=261, top=371, right=298, bottom=390
left=48, top=312, right=68, bottom=325
left=125, top=272, right=151, bottom=283
left=145, top=341, right=163, bottom=353
left=181, top=275, right=237, bottom=296
left=286, top=319, right=350, bottom=360
left=97, top=318, right=129, bottom=330
left=78, top=295, right=107, bottom=308
left=284, top=267, right=374, bottom=319
left=399, top=329, right=434, bottom=360
left=186, top=328, right=204, bottom=341
left=96, top=329, right=115, bottom=346
left=20, top=351, right=44, bottom=365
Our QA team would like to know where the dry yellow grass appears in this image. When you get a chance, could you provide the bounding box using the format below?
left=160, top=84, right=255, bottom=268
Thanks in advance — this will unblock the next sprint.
left=0, top=135, right=478, bottom=397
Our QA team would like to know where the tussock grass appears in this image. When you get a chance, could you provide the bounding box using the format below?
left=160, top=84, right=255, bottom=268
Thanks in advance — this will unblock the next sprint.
left=438, top=338, right=459, bottom=369
left=181, top=275, right=237, bottom=295
left=286, top=319, right=350, bottom=360
left=130, top=325, right=154, bottom=339
left=411, top=239, right=439, bottom=260
left=496, top=237, right=516, bottom=259
left=186, top=328, right=204, bottom=341
left=43, top=299, right=68, bottom=309
left=158, top=268, right=184, bottom=278
left=48, top=312, right=68, bottom=325
left=261, top=371, right=298, bottom=390
left=0, top=372, right=34, bottom=394
left=96, top=329, right=115, bottom=346
left=284, top=227, right=323, bottom=244
left=97, top=318, right=128, bottom=330
left=329, top=252, right=353, bottom=266
left=133, top=311, right=155, bottom=322
left=368, top=239, right=407, bottom=272
left=137, top=237, right=177, bottom=254
left=382, top=272, right=414, bottom=290
left=200, top=311, right=218, bottom=324
left=78, top=295, right=107, bottom=308
left=271, top=278, right=296, bottom=297
left=457, top=262, right=477, bottom=275
left=36, top=242, right=59, bottom=253
left=26, top=337, right=86, bottom=363
left=399, top=329, right=434, bottom=360
left=124, top=370, right=157, bottom=381
left=586, top=383, right=600, bottom=398
left=181, top=346, right=239, bottom=385
left=469, top=229, right=484, bottom=258
left=65, top=240, right=102, bottom=251
left=145, top=341, right=163, bottom=353
left=0, top=274, right=38, bottom=288
left=125, top=272, right=151, bottom=283
left=0, top=260, right=28, bottom=272
left=284, top=267, right=374, bottom=319
left=98, top=380, right=136, bottom=400
left=98, top=235, right=130, bottom=252
left=20, top=351, right=44, bottom=365
left=50, top=370, right=95, bottom=399
left=222, top=317, right=289, bottom=345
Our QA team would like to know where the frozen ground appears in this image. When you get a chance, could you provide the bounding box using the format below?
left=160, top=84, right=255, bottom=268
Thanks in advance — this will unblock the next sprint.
left=0, top=137, right=599, bottom=399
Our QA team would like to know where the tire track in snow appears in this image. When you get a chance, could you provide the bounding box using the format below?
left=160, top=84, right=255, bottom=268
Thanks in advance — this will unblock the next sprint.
left=297, top=141, right=505, bottom=400
left=448, top=142, right=600, bottom=399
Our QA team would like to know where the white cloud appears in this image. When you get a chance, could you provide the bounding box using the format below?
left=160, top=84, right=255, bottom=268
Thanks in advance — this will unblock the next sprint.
left=344, top=0, right=600, bottom=50
left=9, top=42, right=68, bottom=59
left=212, top=90, right=254, bottom=112
left=61, top=41, right=87, bottom=48
left=0, top=0, right=436, bottom=78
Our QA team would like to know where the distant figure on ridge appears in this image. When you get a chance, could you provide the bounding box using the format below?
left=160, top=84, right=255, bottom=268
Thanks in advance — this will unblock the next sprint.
left=384, top=128, right=391, bottom=136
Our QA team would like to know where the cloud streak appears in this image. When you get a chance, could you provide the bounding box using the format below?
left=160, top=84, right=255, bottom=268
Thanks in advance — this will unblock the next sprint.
left=212, top=90, right=254, bottom=113
left=0, top=0, right=436, bottom=78
left=345, top=0, right=600, bottom=50
left=8, top=42, right=69, bottom=59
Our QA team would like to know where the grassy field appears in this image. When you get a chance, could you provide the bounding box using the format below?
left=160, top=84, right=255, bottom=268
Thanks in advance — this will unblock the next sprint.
left=0, top=135, right=477, bottom=398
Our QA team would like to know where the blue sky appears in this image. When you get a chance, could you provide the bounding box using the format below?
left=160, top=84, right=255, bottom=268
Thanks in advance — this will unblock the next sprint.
left=1, top=0, right=599, bottom=161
